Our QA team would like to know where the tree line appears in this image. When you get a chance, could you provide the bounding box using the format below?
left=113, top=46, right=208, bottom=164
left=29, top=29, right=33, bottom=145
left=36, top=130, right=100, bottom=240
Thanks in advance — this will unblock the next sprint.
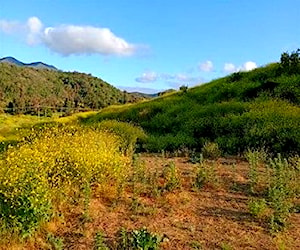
left=0, top=63, right=142, bottom=116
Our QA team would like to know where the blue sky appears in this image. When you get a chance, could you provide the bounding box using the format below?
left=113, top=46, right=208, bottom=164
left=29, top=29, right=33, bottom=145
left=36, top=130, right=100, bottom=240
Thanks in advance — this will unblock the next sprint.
left=0, top=0, right=299, bottom=93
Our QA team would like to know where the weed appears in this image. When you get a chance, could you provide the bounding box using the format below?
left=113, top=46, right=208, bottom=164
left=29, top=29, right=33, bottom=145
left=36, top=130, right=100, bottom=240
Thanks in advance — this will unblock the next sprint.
left=132, top=154, right=147, bottom=184
left=220, top=242, right=233, bottom=250
left=94, top=231, right=109, bottom=250
left=189, top=151, right=203, bottom=164
left=248, top=198, right=267, bottom=218
left=82, top=180, right=92, bottom=223
left=201, top=142, right=221, bottom=160
left=146, top=170, right=160, bottom=198
left=245, top=148, right=268, bottom=193
left=194, top=160, right=217, bottom=189
left=116, top=227, right=166, bottom=250
left=47, top=233, right=64, bottom=250
left=131, top=154, right=146, bottom=212
left=267, top=154, right=298, bottom=232
left=163, top=161, right=181, bottom=192
left=189, top=240, right=203, bottom=249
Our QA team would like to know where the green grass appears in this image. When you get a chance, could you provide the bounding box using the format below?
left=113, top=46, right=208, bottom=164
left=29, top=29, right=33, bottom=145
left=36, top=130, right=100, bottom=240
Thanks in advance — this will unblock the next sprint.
left=0, top=111, right=99, bottom=153
left=81, top=62, right=300, bottom=156
left=0, top=114, right=50, bottom=138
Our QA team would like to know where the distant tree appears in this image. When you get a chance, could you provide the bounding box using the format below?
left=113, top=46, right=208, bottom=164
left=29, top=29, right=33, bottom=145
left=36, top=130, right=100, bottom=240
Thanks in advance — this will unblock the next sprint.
left=280, top=49, right=300, bottom=74
left=122, top=90, right=128, bottom=104
left=6, top=101, right=14, bottom=114
left=179, top=85, right=188, bottom=93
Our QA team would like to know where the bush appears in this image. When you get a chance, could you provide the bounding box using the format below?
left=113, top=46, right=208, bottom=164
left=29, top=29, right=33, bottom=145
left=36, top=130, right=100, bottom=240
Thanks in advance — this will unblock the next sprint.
left=96, top=120, right=146, bottom=154
left=194, top=157, right=217, bottom=189
left=267, top=154, right=299, bottom=232
left=248, top=199, right=267, bottom=218
left=163, top=161, right=181, bottom=192
left=116, top=227, right=166, bottom=250
left=201, top=142, right=221, bottom=159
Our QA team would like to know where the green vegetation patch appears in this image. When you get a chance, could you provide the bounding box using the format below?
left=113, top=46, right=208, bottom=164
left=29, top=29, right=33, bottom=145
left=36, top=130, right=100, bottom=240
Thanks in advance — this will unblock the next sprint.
left=82, top=52, right=300, bottom=156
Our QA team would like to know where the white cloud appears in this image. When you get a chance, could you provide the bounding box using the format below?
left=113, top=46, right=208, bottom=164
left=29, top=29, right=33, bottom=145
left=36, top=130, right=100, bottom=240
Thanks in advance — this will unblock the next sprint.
left=242, top=61, right=257, bottom=71
left=118, top=86, right=163, bottom=94
left=224, top=61, right=257, bottom=73
left=135, top=71, right=158, bottom=83
left=0, top=20, right=21, bottom=33
left=27, top=17, right=43, bottom=34
left=0, top=16, right=138, bottom=56
left=135, top=71, right=203, bottom=88
left=160, top=73, right=203, bottom=88
left=199, top=60, right=213, bottom=72
left=26, top=17, right=43, bottom=45
left=224, top=63, right=237, bottom=73
left=43, top=25, right=136, bottom=56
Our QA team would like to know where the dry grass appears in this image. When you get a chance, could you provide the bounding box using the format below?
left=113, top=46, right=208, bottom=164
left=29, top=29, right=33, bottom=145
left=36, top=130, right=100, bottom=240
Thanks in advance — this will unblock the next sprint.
left=1, top=155, right=299, bottom=250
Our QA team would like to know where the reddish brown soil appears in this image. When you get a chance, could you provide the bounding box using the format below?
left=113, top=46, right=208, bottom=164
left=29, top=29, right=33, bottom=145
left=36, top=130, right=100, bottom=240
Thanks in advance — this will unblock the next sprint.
left=4, top=155, right=300, bottom=249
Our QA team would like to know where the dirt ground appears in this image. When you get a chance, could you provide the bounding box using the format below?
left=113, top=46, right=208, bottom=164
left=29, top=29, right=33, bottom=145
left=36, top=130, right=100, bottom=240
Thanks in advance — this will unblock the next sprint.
left=8, top=154, right=300, bottom=250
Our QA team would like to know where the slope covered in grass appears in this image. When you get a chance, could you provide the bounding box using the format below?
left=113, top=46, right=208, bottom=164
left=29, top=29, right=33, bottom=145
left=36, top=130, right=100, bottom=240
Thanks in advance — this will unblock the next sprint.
left=82, top=61, right=300, bottom=155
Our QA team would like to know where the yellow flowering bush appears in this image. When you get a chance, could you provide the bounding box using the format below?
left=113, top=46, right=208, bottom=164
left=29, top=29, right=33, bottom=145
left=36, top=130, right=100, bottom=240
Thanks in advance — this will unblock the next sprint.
left=0, top=124, right=131, bottom=237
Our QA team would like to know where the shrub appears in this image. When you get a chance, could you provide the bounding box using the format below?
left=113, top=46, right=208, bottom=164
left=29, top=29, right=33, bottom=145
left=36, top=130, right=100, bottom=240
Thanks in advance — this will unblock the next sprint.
left=248, top=199, right=267, bottom=218
left=267, top=154, right=299, bottom=232
left=94, top=231, right=109, bottom=250
left=163, top=161, right=181, bottom=192
left=96, top=120, right=146, bottom=154
left=194, top=158, right=217, bottom=189
left=47, top=233, right=64, bottom=250
left=116, top=227, right=166, bottom=250
left=245, top=148, right=268, bottom=193
left=201, top=142, right=221, bottom=159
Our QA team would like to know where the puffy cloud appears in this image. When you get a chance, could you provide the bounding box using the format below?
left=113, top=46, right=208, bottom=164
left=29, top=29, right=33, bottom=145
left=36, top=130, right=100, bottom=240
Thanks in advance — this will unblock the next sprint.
left=0, top=16, right=138, bottom=56
left=224, top=61, right=257, bottom=73
left=199, top=60, right=213, bottom=72
left=27, top=17, right=43, bottom=34
left=42, top=25, right=136, bottom=56
left=135, top=71, right=158, bottom=83
left=26, top=17, right=43, bottom=45
left=223, top=63, right=237, bottom=73
left=242, top=61, right=257, bottom=71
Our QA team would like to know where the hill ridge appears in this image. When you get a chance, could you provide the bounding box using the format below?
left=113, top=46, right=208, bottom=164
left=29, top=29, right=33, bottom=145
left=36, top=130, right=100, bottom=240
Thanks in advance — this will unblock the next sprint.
left=0, top=56, right=57, bottom=70
left=82, top=51, right=300, bottom=155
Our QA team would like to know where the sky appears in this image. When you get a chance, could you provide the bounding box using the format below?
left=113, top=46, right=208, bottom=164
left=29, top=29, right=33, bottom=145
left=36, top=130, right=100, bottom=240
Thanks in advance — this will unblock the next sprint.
left=0, top=0, right=299, bottom=93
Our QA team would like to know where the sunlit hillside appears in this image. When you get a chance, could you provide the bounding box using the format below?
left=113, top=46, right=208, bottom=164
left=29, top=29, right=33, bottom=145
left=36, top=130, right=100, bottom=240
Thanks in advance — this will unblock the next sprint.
left=82, top=54, right=300, bottom=156
left=0, top=62, right=144, bottom=116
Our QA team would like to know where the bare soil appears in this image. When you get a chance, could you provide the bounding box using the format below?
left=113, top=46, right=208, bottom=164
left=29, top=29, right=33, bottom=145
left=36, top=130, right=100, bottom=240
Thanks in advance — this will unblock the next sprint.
left=7, top=155, right=300, bottom=250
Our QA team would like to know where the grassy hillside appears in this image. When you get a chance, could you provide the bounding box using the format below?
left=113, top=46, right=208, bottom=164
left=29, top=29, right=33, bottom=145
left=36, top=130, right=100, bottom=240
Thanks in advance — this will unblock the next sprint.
left=0, top=62, right=143, bottom=116
left=0, top=51, right=299, bottom=249
left=82, top=56, right=300, bottom=155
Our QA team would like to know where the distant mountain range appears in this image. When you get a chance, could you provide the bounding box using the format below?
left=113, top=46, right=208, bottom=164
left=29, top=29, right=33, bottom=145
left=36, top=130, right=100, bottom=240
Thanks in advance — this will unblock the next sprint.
left=0, top=56, right=57, bottom=71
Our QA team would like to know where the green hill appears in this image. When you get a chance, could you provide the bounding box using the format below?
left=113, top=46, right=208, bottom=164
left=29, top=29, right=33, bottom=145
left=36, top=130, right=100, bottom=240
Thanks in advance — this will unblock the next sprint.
left=0, top=62, right=143, bottom=116
left=82, top=51, right=300, bottom=155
